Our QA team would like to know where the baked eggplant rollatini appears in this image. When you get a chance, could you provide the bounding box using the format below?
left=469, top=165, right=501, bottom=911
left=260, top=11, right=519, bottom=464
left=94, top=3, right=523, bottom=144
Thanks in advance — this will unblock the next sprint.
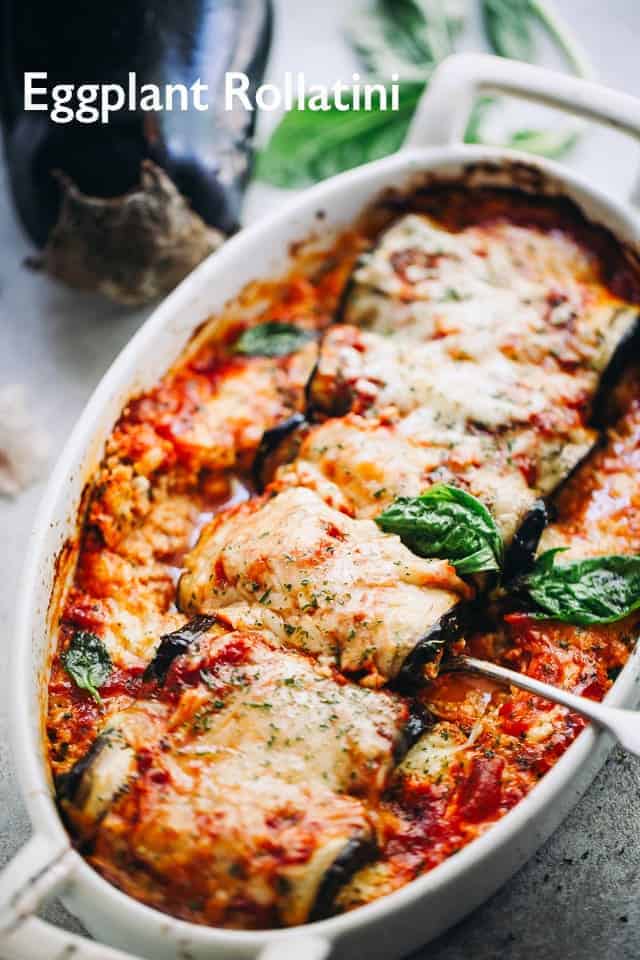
left=47, top=186, right=640, bottom=928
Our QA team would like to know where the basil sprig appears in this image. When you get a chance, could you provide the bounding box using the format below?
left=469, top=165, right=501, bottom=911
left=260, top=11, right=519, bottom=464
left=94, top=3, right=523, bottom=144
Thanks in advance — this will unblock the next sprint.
left=376, top=486, right=640, bottom=623
left=376, top=483, right=503, bottom=575
left=257, top=0, right=593, bottom=188
left=62, top=630, right=112, bottom=703
left=519, top=549, right=640, bottom=625
left=233, top=322, right=314, bottom=358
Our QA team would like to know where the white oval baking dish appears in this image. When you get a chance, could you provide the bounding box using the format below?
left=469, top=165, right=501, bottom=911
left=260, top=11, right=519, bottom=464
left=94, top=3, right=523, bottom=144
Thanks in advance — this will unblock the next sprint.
left=2, top=53, right=640, bottom=960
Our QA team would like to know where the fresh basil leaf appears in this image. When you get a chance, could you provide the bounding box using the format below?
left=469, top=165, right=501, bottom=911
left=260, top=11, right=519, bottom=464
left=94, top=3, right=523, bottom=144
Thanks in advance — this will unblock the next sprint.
left=351, top=0, right=463, bottom=78
left=233, top=322, right=314, bottom=358
left=464, top=97, right=578, bottom=159
left=258, top=0, right=591, bottom=187
left=62, top=631, right=112, bottom=704
left=521, top=550, right=640, bottom=625
left=506, top=127, right=579, bottom=157
left=464, top=95, right=497, bottom=144
left=375, top=483, right=504, bottom=575
left=255, top=83, right=425, bottom=188
left=481, top=0, right=536, bottom=61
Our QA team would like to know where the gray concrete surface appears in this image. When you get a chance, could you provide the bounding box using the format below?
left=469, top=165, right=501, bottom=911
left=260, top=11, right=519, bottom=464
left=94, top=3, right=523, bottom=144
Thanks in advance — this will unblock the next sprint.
left=2, top=1, right=640, bottom=958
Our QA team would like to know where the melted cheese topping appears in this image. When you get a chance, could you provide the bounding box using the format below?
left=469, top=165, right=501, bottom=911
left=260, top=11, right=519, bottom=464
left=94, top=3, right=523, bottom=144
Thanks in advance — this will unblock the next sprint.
left=344, top=214, right=636, bottom=374
left=178, top=487, right=469, bottom=684
left=300, top=212, right=636, bottom=541
left=82, top=628, right=407, bottom=928
left=274, top=413, right=593, bottom=543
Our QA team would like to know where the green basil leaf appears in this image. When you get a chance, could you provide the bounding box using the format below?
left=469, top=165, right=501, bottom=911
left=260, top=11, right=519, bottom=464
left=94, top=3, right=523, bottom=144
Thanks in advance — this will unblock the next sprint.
left=255, top=83, right=425, bottom=188
left=62, top=631, right=112, bottom=704
left=233, top=322, right=314, bottom=358
left=473, top=0, right=589, bottom=159
left=481, top=0, right=536, bottom=61
left=464, top=97, right=578, bottom=160
left=506, top=127, right=579, bottom=157
left=522, top=550, right=640, bottom=625
left=464, top=95, right=497, bottom=144
left=350, top=0, right=463, bottom=78
left=375, top=483, right=504, bottom=575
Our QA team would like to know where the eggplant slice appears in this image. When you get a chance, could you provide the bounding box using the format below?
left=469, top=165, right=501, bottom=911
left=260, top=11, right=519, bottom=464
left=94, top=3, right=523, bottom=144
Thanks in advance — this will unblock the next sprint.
left=396, top=603, right=476, bottom=689
left=392, top=702, right=436, bottom=761
left=502, top=499, right=549, bottom=581
left=590, top=307, right=640, bottom=427
left=56, top=712, right=158, bottom=841
left=56, top=731, right=134, bottom=823
left=309, top=834, right=379, bottom=922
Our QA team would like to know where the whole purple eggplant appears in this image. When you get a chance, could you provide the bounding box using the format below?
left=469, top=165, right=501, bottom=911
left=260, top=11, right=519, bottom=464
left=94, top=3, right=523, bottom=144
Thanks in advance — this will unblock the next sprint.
left=0, top=0, right=272, bottom=303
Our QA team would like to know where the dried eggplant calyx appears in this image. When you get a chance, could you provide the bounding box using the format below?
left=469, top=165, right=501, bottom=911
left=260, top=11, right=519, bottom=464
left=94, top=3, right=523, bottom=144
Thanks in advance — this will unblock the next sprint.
left=30, top=162, right=223, bottom=306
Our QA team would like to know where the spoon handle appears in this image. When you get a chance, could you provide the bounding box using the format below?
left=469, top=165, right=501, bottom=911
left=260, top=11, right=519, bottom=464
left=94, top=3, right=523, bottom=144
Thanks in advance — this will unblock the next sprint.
left=450, top=654, right=640, bottom=757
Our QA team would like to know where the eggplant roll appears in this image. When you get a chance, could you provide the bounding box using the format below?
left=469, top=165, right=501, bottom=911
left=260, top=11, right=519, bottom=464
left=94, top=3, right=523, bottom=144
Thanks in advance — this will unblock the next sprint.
left=317, top=212, right=639, bottom=426
left=178, top=486, right=471, bottom=686
left=270, top=412, right=591, bottom=549
left=333, top=721, right=478, bottom=914
left=60, top=625, right=417, bottom=927
left=340, top=213, right=639, bottom=361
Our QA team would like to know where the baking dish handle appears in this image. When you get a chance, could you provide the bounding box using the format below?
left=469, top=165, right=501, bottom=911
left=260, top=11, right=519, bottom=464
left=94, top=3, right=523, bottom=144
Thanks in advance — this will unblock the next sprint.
left=2, top=924, right=332, bottom=960
left=2, top=917, right=153, bottom=960
left=0, top=833, right=332, bottom=960
left=405, top=52, right=640, bottom=149
left=0, top=834, right=149, bottom=960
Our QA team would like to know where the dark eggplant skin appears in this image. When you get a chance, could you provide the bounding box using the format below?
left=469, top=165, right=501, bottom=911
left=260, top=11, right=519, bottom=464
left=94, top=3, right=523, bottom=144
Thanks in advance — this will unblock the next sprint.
left=393, top=702, right=435, bottom=763
left=590, top=313, right=640, bottom=428
left=396, top=602, right=474, bottom=691
left=143, top=614, right=218, bottom=682
left=55, top=733, right=110, bottom=808
left=334, top=253, right=367, bottom=327
left=252, top=412, right=308, bottom=490
left=309, top=833, right=378, bottom=922
left=502, top=499, right=549, bottom=582
left=55, top=729, right=137, bottom=839
left=0, top=0, right=272, bottom=301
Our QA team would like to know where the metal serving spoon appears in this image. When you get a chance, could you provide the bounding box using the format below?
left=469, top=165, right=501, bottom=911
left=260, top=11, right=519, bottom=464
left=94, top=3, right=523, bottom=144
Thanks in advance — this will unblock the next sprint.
left=446, top=654, right=640, bottom=757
